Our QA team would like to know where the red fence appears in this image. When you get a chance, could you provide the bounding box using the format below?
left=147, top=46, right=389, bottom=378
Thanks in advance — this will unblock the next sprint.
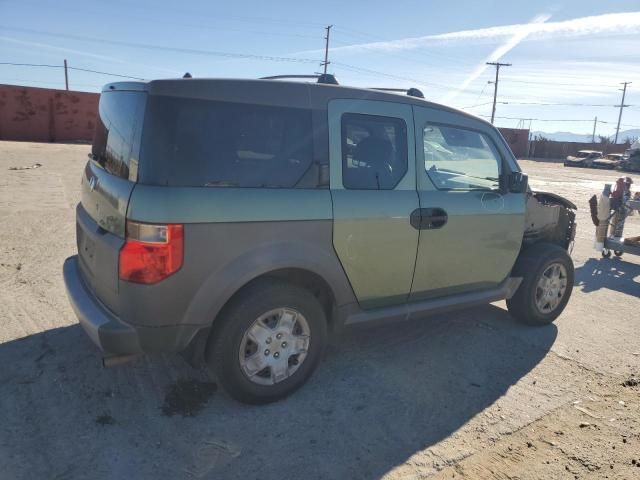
left=0, top=84, right=99, bottom=143
left=0, top=85, right=592, bottom=162
left=498, top=127, right=529, bottom=158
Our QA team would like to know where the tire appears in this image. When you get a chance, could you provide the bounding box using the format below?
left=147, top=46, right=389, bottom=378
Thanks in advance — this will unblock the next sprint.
left=206, top=279, right=328, bottom=404
left=507, top=243, right=574, bottom=326
left=614, top=250, right=623, bottom=257
left=602, top=249, right=612, bottom=258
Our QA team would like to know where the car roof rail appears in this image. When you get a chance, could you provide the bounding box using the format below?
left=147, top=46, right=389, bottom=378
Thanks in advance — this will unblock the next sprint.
left=259, top=74, right=339, bottom=85
left=369, top=87, right=425, bottom=98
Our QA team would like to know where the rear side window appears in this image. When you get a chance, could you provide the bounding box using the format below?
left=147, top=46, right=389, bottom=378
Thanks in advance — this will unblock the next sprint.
left=341, top=113, right=408, bottom=190
left=92, top=91, right=146, bottom=180
left=140, top=97, right=314, bottom=188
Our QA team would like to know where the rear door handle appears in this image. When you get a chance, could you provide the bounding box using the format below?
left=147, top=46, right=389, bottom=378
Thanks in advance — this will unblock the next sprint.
left=410, top=208, right=448, bottom=230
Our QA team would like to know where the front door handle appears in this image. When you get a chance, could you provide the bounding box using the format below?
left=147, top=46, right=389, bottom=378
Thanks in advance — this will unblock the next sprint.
left=410, top=208, right=448, bottom=230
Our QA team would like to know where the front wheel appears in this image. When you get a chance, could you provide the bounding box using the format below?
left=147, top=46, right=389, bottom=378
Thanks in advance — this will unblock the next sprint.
left=207, top=280, right=327, bottom=404
left=507, top=243, right=574, bottom=326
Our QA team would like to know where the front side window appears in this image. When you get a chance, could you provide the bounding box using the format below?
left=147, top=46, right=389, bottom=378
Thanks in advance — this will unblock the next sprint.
left=423, top=124, right=501, bottom=191
left=341, top=113, right=408, bottom=190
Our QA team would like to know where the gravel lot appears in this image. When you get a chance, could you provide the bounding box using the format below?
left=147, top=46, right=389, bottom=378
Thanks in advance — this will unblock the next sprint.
left=1, top=141, right=639, bottom=479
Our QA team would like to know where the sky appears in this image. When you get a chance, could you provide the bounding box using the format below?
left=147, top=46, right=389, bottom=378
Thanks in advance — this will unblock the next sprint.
left=1, top=0, right=640, bottom=139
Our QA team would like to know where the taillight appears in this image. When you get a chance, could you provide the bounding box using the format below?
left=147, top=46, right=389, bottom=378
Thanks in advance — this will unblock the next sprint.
left=119, top=221, right=183, bottom=284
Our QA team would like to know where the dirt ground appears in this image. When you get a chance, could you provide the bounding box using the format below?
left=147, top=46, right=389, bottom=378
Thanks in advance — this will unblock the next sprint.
left=0, top=141, right=638, bottom=480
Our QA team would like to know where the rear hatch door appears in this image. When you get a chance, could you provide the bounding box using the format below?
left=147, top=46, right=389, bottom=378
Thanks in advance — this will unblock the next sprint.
left=77, top=87, right=146, bottom=314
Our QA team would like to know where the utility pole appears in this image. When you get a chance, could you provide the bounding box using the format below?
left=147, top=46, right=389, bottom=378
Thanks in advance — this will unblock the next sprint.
left=321, top=25, right=333, bottom=75
left=486, top=61, right=511, bottom=124
left=63, top=59, right=69, bottom=91
left=592, top=116, right=597, bottom=143
left=614, top=82, right=631, bottom=144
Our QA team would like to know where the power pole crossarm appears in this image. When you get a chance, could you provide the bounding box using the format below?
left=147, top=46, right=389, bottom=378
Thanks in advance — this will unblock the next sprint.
left=486, top=62, right=511, bottom=124
left=321, top=25, right=333, bottom=75
left=614, top=82, right=631, bottom=144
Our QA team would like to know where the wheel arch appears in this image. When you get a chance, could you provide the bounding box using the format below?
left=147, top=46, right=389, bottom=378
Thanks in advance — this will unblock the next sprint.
left=184, top=241, right=356, bottom=334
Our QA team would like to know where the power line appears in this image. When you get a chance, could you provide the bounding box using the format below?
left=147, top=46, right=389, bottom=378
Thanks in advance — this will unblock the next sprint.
left=499, top=78, right=621, bottom=88
left=461, top=101, right=493, bottom=109
left=0, top=61, right=146, bottom=80
left=479, top=115, right=598, bottom=122
left=498, top=101, right=630, bottom=107
left=0, top=25, right=321, bottom=64
left=333, top=61, right=488, bottom=95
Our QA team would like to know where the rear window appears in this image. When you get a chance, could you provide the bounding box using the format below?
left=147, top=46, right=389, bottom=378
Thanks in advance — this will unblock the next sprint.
left=139, top=96, right=314, bottom=188
left=92, top=91, right=146, bottom=180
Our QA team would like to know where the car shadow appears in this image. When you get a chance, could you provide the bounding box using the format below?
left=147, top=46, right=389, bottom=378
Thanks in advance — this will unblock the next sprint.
left=575, top=257, right=640, bottom=296
left=0, top=305, right=556, bottom=479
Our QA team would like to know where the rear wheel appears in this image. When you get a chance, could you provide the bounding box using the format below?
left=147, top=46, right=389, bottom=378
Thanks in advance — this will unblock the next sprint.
left=207, top=280, right=327, bottom=404
left=507, top=243, right=574, bottom=326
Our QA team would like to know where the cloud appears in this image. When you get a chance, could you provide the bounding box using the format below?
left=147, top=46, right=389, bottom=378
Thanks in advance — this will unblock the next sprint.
left=307, top=11, right=640, bottom=55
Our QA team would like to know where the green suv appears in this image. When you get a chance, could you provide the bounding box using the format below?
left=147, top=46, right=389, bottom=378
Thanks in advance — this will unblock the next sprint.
left=63, top=76, right=576, bottom=404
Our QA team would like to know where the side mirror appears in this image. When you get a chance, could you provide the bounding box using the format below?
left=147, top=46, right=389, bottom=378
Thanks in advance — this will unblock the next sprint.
left=506, top=172, right=528, bottom=194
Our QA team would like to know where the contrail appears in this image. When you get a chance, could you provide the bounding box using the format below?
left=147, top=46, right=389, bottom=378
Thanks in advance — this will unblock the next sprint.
left=294, top=11, right=640, bottom=56
left=441, top=14, right=551, bottom=103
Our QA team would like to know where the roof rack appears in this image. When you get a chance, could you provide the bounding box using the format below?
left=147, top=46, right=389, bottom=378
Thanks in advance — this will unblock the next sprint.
left=259, top=74, right=339, bottom=85
left=369, top=87, right=425, bottom=99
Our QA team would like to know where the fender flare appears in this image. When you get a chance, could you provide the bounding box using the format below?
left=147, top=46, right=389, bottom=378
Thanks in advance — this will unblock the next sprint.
left=182, top=240, right=357, bottom=328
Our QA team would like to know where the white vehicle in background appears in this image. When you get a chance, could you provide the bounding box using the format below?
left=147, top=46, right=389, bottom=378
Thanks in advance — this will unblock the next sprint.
left=564, top=150, right=603, bottom=168
left=593, top=153, right=625, bottom=170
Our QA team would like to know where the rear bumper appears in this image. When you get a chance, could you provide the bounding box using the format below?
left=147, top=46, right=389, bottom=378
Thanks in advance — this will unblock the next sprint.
left=63, top=255, right=201, bottom=355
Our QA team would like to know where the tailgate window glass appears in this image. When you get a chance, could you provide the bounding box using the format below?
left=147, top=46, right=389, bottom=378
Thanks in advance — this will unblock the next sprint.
left=92, top=91, right=146, bottom=180
left=140, top=97, right=313, bottom=188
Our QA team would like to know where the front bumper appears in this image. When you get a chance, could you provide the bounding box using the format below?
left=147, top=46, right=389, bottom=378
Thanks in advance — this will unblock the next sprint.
left=63, top=256, right=201, bottom=355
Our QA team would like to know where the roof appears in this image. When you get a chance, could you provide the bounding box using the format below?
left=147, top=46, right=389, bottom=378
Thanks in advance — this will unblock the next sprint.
left=102, top=77, right=486, bottom=125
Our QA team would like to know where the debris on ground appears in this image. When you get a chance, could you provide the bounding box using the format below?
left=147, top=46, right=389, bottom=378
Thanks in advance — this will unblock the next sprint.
left=95, top=413, right=116, bottom=426
left=622, top=376, right=639, bottom=387
left=8, top=163, right=42, bottom=170
left=161, top=380, right=217, bottom=417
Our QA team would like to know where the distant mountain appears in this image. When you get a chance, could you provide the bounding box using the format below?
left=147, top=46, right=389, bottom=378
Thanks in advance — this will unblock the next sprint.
left=531, top=129, right=640, bottom=143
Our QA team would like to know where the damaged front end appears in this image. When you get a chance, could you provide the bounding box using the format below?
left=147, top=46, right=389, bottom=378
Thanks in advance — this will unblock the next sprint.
left=524, top=191, right=577, bottom=251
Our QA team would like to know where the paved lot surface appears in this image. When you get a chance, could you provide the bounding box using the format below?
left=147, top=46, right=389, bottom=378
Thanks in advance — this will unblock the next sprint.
left=1, top=141, right=639, bottom=479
